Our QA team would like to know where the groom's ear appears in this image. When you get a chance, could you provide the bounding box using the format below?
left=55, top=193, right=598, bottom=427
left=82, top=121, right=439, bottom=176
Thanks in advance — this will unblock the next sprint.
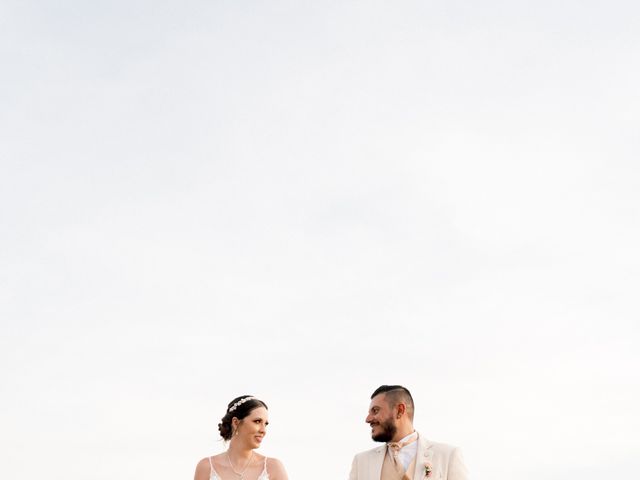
left=396, top=403, right=406, bottom=418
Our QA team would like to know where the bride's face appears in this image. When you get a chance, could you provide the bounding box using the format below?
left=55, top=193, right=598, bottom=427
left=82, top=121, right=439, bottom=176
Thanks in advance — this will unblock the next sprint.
left=235, top=406, right=269, bottom=449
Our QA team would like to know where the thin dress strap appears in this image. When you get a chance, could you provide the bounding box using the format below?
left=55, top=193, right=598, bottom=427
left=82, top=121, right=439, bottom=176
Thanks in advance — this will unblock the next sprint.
left=259, top=457, right=269, bottom=479
left=208, top=457, right=220, bottom=480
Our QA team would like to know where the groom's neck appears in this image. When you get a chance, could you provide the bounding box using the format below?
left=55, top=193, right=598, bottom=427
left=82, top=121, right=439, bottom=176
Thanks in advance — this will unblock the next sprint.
left=391, top=424, right=415, bottom=442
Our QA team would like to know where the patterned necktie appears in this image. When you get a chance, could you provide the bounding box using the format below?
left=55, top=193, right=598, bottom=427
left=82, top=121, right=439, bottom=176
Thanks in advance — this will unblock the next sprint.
left=387, top=436, right=418, bottom=480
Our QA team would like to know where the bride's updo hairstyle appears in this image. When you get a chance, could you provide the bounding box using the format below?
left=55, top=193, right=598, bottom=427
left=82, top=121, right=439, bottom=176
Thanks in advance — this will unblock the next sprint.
left=218, top=395, right=268, bottom=441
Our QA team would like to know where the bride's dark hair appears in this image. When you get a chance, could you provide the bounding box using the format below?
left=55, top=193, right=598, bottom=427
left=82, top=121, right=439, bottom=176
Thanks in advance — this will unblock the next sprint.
left=218, top=395, right=268, bottom=440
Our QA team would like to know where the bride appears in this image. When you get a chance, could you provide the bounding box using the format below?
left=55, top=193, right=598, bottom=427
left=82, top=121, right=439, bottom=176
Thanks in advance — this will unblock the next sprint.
left=194, top=395, right=288, bottom=480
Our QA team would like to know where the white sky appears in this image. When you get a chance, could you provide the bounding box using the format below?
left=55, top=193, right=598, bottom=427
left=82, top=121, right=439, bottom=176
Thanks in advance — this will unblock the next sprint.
left=1, top=1, right=639, bottom=479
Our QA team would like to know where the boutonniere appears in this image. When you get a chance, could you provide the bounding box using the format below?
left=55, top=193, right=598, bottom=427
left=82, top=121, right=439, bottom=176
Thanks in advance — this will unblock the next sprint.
left=424, top=462, right=433, bottom=478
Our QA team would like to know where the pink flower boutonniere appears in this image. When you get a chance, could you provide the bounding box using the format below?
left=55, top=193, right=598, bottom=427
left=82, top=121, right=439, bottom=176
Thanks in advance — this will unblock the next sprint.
left=424, top=462, right=433, bottom=478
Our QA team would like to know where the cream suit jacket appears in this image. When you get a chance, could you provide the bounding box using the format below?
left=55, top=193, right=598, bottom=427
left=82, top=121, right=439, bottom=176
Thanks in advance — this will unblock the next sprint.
left=348, top=433, right=468, bottom=480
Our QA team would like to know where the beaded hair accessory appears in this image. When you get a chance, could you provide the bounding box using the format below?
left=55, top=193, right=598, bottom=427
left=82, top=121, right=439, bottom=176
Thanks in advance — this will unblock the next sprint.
left=228, top=396, right=257, bottom=412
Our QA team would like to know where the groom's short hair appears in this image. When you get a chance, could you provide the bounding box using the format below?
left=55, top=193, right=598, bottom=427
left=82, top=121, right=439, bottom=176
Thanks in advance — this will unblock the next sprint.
left=371, top=385, right=414, bottom=420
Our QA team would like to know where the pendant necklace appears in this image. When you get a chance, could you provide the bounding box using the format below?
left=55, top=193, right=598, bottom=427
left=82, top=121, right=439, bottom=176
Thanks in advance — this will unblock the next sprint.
left=227, top=451, right=254, bottom=479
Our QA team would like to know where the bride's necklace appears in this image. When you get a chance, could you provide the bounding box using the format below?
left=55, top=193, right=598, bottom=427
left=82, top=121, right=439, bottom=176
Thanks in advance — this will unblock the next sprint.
left=226, top=451, right=254, bottom=479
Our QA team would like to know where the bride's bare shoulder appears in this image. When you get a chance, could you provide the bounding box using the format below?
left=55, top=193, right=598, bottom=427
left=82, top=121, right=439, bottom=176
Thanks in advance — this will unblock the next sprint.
left=194, top=455, right=223, bottom=480
left=194, top=457, right=211, bottom=480
left=266, top=457, right=288, bottom=480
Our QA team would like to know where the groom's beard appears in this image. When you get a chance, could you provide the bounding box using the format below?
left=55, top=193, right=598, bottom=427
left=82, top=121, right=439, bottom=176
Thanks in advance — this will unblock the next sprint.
left=371, top=417, right=397, bottom=442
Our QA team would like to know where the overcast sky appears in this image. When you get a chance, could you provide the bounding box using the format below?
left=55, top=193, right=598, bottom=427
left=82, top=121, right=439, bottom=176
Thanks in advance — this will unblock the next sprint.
left=1, top=1, right=639, bottom=480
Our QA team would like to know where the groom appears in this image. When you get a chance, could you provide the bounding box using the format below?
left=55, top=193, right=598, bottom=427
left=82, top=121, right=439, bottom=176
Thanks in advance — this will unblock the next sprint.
left=348, top=385, right=468, bottom=480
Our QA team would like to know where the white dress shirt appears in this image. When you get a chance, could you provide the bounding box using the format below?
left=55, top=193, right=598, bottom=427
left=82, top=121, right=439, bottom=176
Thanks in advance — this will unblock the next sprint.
left=393, top=431, right=418, bottom=471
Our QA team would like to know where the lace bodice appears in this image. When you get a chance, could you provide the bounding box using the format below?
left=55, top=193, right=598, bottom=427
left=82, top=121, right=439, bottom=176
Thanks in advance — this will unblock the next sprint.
left=208, top=456, right=269, bottom=480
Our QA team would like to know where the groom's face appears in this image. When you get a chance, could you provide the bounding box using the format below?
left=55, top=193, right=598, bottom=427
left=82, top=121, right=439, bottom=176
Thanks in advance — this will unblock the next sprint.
left=366, top=393, right=397, bottom=442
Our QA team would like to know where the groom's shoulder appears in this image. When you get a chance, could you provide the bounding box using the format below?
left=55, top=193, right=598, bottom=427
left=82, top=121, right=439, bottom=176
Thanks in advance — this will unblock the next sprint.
left=425, top=439, right=458, bottom=451
left=421, top=438, right=463, bottom=458
left=352, top=444, right=385, bottom=459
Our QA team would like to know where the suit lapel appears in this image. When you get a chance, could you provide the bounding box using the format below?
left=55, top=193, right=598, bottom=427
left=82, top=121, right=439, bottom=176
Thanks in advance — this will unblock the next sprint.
left=413, top=434, right=434, bottom=480
left=369, top=445, right=386, bottom=480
